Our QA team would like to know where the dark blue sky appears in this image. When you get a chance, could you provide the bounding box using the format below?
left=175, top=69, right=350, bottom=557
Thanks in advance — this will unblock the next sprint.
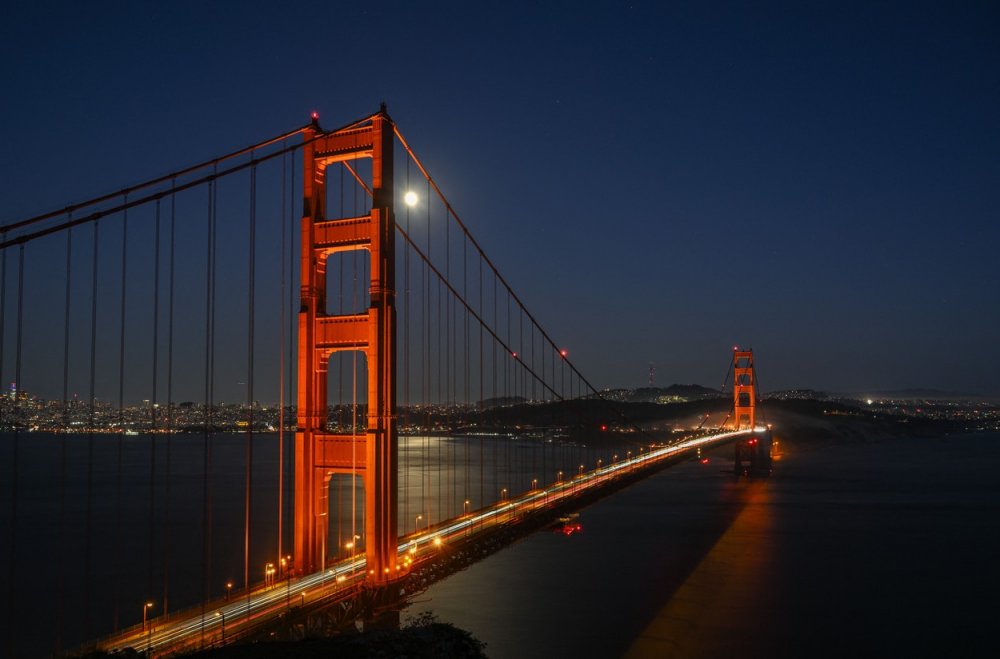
left=2, top=1, right=998, bottom=396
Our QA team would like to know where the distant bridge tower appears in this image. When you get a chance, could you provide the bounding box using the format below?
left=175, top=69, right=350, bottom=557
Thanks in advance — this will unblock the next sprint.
left=295, top=108, right=398, bottom=582
left=732, top=348, right=756, bottom=430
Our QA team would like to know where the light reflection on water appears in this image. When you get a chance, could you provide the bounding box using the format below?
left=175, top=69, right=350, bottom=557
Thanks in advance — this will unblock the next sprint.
left=0, top=430, right=631, bottom=656
left=407, top=433, right=1000, bottom=659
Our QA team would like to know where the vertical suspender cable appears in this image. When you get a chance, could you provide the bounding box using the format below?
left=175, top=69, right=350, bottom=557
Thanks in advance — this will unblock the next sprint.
left=209, top=167, right=219, bottom=601
left=200, top=178, right=214, bottom=644
left=403, top=155, right=410, bottom=529
left=277, top=148, right=286, bottom=571
left=463, top=231, right=470, bottom=507
left=113, top=199, right=128, bottom=632
left=85, top=220, right=99, bottom=640
left=506, top=294, right=511, bottom=493
left=445, top=207, right=452, bottom=519
left=163, top=184, right=176, bottom=614
left=436, top=262, right=443, bottom=522
left=148, top=199, right=161, bottom=609
left=419, top=175, right=427, bottom=527
left=518, top=308, right=523, bottom=411
left=478, top=252, right=484, bottom=509
left=492, top=274, right=497, bottom=500
left=530, top=315, right=534, bottom=403
left=6, top=245, right=24, bottom=659
left=245, top=162, right=257, bottom=620
left=57, top=223, right=72, bottom=655
left=532, top=328, right=538, bottom=484
left=424, top=177, right=431, bottom=526
left=443, top=208, right=449, bottom=518
left=514, top=314, right=531, bottom=490
left=451, top=216, right=459, bottom=517
left=287, top=153, right=296, bottom=566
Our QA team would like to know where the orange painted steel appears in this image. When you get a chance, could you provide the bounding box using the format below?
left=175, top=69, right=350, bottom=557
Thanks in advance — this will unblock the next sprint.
left=294, top=108, right=397, bottom=582
left=732, top=349, right=756, bottom=430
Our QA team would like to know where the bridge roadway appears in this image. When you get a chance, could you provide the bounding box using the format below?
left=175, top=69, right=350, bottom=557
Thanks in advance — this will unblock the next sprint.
left=96, top=428, right=758, bottom=656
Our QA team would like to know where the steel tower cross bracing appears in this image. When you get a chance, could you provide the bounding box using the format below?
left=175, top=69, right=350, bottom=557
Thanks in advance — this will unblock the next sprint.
left=295, top=108, right=398, bottom=581
left=732, top=349, right=756, bottom=430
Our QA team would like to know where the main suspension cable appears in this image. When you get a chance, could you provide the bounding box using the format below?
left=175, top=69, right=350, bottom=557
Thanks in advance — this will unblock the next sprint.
left=0, top=123, right=315, bottom=236
left=0, top=113, right=377, bottom=250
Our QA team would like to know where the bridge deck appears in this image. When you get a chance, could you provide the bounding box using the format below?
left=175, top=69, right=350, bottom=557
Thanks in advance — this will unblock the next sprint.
left=95, top=429, right=759, bottom=655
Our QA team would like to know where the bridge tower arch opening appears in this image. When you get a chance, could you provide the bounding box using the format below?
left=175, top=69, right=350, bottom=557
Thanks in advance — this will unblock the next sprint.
left=295, top=108, right=398, bottom=582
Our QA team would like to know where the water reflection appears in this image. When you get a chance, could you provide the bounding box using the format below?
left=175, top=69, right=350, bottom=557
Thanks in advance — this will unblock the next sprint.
left=0, top=430, right=632, bottom=656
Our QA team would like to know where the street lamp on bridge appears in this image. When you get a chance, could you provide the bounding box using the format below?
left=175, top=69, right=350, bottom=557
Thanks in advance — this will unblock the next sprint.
left=215, top=610, right=226, bottom=643
left=415, top=514, right=423, bottom=534
left=142, top=601, right=154, bottom=631
left=142, top=601, right=154, bottom=653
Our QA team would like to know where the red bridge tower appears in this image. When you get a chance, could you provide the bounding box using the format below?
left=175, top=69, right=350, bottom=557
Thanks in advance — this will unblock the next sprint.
left=732, top=348, right=756, bottom=430
left=294, top=108, right=398, bottom=582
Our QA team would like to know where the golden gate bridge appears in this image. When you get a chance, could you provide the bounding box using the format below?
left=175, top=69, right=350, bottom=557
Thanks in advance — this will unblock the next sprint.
left=0, top=107, right=768, bottom=657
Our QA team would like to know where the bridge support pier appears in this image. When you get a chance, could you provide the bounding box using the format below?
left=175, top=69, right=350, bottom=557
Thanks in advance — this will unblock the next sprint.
left=733, top=429, right=772, bottom=477
left=294, top=108, right=398, bottom=582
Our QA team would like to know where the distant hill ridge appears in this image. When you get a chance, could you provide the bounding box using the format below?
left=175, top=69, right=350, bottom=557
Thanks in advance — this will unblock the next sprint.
left=858, top=388, right=982, bottom=400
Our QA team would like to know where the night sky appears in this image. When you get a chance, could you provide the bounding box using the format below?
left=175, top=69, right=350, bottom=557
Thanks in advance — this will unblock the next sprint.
left=2, top=1, right=998, bottom=397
